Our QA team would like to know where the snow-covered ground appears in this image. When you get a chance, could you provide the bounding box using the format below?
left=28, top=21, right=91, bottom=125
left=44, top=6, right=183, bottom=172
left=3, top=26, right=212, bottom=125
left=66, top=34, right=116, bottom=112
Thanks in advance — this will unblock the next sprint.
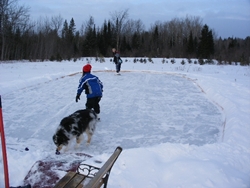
left=0, top=58, right=250, bottom=187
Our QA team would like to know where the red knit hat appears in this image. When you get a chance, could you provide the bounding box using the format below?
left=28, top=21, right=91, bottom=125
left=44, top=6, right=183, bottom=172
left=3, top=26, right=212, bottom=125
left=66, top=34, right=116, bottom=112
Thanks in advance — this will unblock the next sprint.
left=83, top=64, right=92, bottom=72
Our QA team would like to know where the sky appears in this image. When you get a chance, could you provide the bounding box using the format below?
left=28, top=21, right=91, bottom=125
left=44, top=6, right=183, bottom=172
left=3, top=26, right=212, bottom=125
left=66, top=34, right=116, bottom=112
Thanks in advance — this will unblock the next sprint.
left=21, top=0, right=250, bottom=39
left=0, top=58, right=250, bottom=187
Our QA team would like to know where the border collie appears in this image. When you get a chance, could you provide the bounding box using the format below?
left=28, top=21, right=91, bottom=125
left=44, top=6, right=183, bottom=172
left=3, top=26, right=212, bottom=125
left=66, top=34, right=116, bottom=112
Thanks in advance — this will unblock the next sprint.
left=52, top=109, right=97, bottom=152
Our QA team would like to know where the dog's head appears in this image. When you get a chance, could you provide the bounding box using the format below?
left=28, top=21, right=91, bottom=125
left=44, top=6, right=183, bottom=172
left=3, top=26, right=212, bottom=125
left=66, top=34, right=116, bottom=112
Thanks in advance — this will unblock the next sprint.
left=52, top=129, right=69, bottom=151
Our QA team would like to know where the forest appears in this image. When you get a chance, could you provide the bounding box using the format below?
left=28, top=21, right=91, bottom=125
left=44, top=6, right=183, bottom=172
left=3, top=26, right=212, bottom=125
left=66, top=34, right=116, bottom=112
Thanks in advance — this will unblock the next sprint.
left=1, top=0, right=249, bottom=65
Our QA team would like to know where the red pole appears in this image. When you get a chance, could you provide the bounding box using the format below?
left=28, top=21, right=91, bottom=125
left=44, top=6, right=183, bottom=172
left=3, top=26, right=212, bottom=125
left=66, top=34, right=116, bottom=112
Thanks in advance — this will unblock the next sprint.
left=0, top=95, right=9, bottom=188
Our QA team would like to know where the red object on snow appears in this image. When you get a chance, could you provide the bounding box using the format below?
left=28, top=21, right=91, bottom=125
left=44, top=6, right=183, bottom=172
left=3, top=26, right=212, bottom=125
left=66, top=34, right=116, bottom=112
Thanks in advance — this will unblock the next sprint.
left=0, top=95, right=10, bottom=188
left=24, top=153, right=92, bottom=188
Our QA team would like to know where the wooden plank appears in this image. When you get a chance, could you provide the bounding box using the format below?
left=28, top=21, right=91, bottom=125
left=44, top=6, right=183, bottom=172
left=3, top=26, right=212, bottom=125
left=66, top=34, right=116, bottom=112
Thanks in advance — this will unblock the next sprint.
left=53, top=171, right=76, bottom=188
left=94, top=179, right=104, bottom=188
left=85, top=146, right=122, bottom=188
left=66, top=173, right=85, bottom=187
left=76, top=183, right=84, bottom=188
left=53, top=172, right=86, bottom=188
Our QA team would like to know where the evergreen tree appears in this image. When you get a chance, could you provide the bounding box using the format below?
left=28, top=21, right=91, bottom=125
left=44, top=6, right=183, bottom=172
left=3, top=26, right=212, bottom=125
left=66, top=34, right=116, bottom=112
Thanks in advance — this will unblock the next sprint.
left=62, top=20, right=68, bottom=39
left=153, top=26, right=159, bottom=52
left=132, top=32, right=140, bottom=49
left=61, top=18, right=76, bottom=59
left=107, top=20, right=114, bottom=47
left=120, top=35, right=128, bottom=53
left=68, top=18, right=76, bottom=42
left=187, top=31, right=195, bottom=55
left=97, top=20, right=110, bottom=56
left=82, top=17, right=97, bottom=56
left=197, top=24, right=214, bottom=58
left=69, top=18, right=78, bottom=56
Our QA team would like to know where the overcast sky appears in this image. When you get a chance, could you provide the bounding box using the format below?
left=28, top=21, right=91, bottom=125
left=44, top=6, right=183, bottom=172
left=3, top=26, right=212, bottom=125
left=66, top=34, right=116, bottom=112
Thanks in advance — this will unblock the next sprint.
left=22, top=0, right=250, bottom=39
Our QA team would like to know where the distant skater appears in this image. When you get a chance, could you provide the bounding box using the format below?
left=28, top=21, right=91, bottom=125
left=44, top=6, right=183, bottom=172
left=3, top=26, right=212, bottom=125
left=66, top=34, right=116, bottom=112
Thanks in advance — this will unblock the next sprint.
left=112, top=48, right=122, bottom=75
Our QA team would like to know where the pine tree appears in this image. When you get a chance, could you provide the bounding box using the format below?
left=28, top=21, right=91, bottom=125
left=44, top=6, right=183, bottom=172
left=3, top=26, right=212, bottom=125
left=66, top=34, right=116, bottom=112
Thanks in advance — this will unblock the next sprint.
left=62, top=20, right=68, bottom=39
left=197, top=24, right=214, bottom=58
left=132, top=32, right=140, bottom=49
left=187, top=31, right=195, bottom=55
left=61, top=19, right=77, bottom=59
left=153, top=26, right=159, bottom=56
left=68, top=18, right=76, bottom=42
left=82, top=17, right=97, bottom=56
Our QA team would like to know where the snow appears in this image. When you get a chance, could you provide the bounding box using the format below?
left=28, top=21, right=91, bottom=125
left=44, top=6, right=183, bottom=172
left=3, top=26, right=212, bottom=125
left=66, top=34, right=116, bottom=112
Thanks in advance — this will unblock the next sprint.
left=0, top=58, right=250, bottom=187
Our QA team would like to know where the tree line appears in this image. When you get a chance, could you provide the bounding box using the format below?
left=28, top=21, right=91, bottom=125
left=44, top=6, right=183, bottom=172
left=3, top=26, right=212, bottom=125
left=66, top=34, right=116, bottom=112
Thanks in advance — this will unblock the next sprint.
left=1, top=0, right=249, bottom=65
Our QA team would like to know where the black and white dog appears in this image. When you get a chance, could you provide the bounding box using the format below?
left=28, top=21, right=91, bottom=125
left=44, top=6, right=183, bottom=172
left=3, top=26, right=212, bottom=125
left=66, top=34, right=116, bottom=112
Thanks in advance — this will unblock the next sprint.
left=52, top=109, right=98, bottom=152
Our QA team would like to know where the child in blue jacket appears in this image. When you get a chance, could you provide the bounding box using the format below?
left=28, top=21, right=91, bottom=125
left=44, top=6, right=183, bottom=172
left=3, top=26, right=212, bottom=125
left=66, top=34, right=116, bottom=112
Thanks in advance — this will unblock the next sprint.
left=76, top=64, right=103, bottom=118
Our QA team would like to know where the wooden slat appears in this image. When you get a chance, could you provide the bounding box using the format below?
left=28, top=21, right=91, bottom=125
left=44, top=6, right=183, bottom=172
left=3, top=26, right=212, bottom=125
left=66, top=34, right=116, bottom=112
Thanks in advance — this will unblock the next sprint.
left=66, top=173, right=85, bottom=187
left=53, top=172, right=85, bottom=188
left=85, top=146, right=122, bottom=188
left=94, top=179, right=104, bottom=188
left=53, top=171, right=76, bottom=188
left=76, top=183, right=84, bottom=188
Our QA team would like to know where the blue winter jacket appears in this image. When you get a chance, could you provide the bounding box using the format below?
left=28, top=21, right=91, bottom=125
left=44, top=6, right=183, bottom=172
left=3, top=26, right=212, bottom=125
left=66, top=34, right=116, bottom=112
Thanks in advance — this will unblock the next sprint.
left=77, top=73, right=103, bottom=98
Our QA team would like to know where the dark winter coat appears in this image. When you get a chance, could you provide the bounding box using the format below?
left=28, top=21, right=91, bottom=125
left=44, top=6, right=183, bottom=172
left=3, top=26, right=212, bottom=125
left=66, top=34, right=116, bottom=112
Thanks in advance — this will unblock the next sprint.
left=77, top=73, right=103, bottom=98
left=113, top=51, right=121, bottom=64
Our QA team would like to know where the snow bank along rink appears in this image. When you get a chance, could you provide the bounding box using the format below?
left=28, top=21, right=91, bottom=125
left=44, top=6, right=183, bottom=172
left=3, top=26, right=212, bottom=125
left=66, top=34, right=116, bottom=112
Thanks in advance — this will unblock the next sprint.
left=0, top=58, right=250, bottom=187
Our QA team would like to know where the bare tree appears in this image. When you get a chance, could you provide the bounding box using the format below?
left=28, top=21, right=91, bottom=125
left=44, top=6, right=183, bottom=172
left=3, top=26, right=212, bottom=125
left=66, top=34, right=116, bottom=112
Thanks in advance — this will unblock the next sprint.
left=0, top=0, right=30, bottom=60
left=110, top=9, right=129, bottom=50
left=51, top=14, right=63, bottom=35
left=123, top=19, right=145, bottom=35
